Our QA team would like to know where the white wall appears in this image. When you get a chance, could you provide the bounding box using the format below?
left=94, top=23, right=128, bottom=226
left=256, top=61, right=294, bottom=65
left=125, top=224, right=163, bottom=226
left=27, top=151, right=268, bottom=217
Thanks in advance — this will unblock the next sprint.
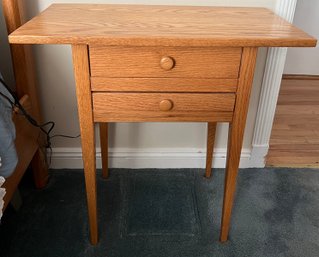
left=284, top=0, right=319, bottom=75
left=1, top=0, right=278, bottom=168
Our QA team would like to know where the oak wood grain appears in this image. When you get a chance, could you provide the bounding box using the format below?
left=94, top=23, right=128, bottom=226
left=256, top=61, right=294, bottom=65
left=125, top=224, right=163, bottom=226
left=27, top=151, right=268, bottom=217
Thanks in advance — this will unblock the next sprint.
left=91, top=77, right=238, bottom=93
left=92, top=93, right=235, bottom=122
left=159, top=99, right=174, bottom=111
left=267, top=79, right=319, bottom=168
left=205, top=122, right=217, bottom=178
left=8, top=4, right=317, bottom=47
left=160, top=56, right=175, bottom=71
left=72, top=45, right=98, bottom=245
left=220, top=47, right=258, bottom=242
left=3, top=0, right=41, bottom=119
left=282, top=74, right=319, bottom=80
left=94, top=112, right=233, bottom=123
left=6, top=3, right=317, bottom=246
left=89, top=46, right=241, bottom=78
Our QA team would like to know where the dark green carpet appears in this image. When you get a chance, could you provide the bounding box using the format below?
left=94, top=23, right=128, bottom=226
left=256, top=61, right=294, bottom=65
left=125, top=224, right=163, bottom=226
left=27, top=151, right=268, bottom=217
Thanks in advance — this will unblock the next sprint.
left=1, top=168, right=319, bottom=257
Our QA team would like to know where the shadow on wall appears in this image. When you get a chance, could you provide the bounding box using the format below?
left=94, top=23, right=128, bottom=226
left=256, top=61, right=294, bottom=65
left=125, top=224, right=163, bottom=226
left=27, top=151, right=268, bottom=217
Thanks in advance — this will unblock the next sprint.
left=0, top=4, right=15, bottom=87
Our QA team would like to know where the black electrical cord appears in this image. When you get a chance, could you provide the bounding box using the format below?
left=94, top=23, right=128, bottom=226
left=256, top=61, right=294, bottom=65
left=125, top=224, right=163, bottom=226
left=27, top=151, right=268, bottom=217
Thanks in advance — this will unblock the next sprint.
left=0, top=77, right=55, bottom=146
left=50, top=134, right=80, bottom=139
left=0, top=77, right=80, bottom=165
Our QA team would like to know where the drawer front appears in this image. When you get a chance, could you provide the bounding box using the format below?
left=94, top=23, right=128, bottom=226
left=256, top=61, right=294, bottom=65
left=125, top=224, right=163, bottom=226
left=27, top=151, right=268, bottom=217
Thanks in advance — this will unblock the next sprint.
left=92, top=93, right=235, bottom=122
left=89, top=46, right=242, bottom=78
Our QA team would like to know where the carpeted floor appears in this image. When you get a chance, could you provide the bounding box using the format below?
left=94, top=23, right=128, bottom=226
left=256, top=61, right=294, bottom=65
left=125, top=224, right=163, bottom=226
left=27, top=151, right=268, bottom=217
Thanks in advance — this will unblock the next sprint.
left=0, top=168, right=319, bottom=257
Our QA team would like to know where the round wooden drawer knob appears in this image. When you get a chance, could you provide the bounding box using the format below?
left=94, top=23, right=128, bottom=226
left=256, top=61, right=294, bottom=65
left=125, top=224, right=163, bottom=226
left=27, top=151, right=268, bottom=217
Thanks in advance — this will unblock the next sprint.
left=159, top=99, right=174, bottom=111
left=160, top=56, right=175, bottom=71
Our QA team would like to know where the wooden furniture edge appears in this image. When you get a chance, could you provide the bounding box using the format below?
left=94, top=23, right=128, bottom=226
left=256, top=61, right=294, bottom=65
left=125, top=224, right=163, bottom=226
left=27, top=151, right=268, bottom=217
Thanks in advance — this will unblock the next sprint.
left=2, top=95, right=38, bottom=210
left=282, top=74, right=319, bottom=80
left=72, top=44, right=98, bottom=245
left=2, top=0, right=49, bottom=212
left=220, top=47, right=258, bottom=242
left=8, top=36, right=317, bottom=47
left=7, top=4, right=317, bottom=47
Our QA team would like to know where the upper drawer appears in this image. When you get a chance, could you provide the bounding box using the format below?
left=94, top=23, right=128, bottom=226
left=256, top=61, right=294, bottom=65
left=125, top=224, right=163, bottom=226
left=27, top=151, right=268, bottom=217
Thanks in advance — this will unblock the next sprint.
left=89, top=46, right=242, bottom=78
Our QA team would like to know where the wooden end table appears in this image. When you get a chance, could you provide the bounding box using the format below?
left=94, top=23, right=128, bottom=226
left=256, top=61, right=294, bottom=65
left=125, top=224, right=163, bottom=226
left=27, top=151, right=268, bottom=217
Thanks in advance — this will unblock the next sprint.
left=9, top=4, right=317, bottom=245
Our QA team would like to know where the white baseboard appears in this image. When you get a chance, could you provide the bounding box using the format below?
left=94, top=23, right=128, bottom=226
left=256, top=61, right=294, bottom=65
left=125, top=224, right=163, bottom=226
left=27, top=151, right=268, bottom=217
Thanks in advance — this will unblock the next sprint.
left=250, top=144, right=269, bottom=168
left=49, top=146, right=267, bottom=169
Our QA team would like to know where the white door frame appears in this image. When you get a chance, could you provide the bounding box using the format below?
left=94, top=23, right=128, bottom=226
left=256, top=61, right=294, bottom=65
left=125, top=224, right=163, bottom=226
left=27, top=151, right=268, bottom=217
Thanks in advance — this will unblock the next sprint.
left=251, top=0, right=298, bottom=167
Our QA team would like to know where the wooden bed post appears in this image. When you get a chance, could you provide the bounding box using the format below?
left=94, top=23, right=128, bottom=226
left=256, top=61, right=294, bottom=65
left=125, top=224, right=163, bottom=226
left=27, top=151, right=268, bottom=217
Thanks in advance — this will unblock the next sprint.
left=2, top=0, right=48, bottom=188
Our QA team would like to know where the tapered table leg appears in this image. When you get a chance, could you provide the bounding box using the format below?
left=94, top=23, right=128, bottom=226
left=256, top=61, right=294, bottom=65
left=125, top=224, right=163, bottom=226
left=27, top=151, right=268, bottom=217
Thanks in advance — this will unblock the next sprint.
left=220, top=47, right=258, bottom=242
left=205, top=122, right=217, bottom=178
left=99, top=123, right=109, bottom=178
left=72, top=44, right=98, bottom=245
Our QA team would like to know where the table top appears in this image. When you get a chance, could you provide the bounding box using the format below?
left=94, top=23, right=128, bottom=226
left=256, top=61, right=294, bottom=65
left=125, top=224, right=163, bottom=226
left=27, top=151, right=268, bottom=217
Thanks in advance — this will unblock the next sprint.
left=9, top=4, right=317, bottom=47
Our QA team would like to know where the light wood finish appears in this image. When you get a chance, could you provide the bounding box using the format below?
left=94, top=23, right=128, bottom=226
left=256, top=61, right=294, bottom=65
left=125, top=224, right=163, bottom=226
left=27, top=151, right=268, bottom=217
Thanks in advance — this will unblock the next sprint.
left=267, top=79, right=319, bottom=168
left=205, top=122, right=217, bottom=178
left=160, top=56, right=175, bottom=71
left=2, top=0, right=48, bottom=213
left=7, top=3, right=317, bottom=246
left=8, top=4, right=317, bottom=47
left=72, top=45, right=98, bottom=245
left=159, top=99, right=174, bottom=111
left=282, top=74, right=319, bottom=80
left=3, top=0, right=41, bottom=121
left=220, top=47, right=258, bottom=242
left=91, top=78, right=238, bottom=93
left=90, top=46, right=241, bottom=78
left=93, top=93, right=235, bottom=122
left=99, top=123, right=109, bottom=178
left=95, top=111, right=233, bottom=123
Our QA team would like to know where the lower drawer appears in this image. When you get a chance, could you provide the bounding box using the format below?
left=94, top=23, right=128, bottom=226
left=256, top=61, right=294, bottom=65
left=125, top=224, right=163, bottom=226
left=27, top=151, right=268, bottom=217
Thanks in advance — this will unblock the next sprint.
left=92, top=93, right=235, bottom=122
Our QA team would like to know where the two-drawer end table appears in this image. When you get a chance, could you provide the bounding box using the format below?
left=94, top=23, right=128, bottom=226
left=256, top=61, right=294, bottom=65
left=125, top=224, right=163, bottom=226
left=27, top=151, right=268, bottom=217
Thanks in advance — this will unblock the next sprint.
left=9, top=4, right=316, bottom=245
